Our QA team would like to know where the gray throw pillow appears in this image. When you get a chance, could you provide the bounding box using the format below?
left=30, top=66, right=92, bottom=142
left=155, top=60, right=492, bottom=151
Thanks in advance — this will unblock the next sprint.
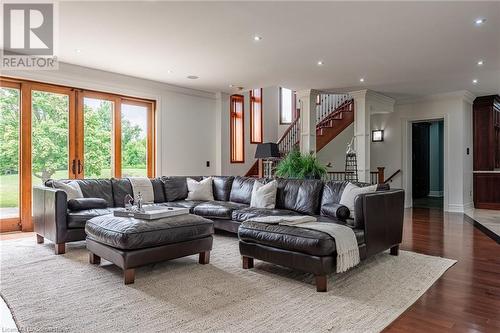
left=52, top=180, right=84, bottom=200
left=250, top=180, right=277, bottom=209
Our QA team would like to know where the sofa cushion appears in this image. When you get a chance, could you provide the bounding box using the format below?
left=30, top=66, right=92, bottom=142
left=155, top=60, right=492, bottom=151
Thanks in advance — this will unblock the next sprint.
left=206, top=176, right=234, bottom=201
left=162, top=176, right=202, bottom=201
left=151, top=178, right=166, bottom=203
left=52, top=180, right=83, bottom=200
left=320, top=180, right=389, bottom=208
left=68, top=198, right=108, bottom=211
left=193, top=201, right=248, bottom=220
left=238, top=220, right=365, bottom=257
left=250, top=180, right=277, bottom=209
left=275, top=178, right=323, bottom=215
left=340, top=183, right=377, bottom=219
left=158, top=200, right=204, bottom=213
left=85, top=214, right=214, bottom=250
left=320, top=180, right=350, bottom=206
left=75, top=179, right=114, bottom=207
left=229, top=176, right=256, bottom=204
left=187, top=177, right=214, bottom=201
left=67, top=208, right=117, bottom=229
left=231, top=207, right=301, bottom=222
left=320, top=203, right=350, bottom=221
left=111, top=178, right=133, bottom=207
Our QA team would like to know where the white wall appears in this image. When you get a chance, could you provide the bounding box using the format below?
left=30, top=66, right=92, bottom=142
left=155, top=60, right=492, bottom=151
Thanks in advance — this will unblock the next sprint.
left=217, top=87, right=281, bottom=176
left=4, top=62, right=217, bottom=176
left=316, top=123, right=353, bottom=171
left=370, top=91, right=474, bottom=212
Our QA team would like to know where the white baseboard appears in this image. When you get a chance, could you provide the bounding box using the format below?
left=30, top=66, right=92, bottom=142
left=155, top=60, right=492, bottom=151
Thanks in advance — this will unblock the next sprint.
left=446, top=202, right=473, bottom=213
left=428, top=191, right=443, bottom=197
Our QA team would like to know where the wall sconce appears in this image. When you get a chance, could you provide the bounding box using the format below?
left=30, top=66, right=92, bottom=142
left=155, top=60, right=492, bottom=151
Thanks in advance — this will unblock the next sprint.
left=372, top=130, right=384, bottom=142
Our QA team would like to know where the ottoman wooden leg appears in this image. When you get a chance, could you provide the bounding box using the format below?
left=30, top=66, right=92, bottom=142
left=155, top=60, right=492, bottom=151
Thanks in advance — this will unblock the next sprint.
left=54, top=243, right=65, bottom=255
left=315, top=275, right=327, bottom=292
left=89, top=252, right=101, bottom=265
left=242, top=256, right=254, bottom=269
left=199, top=251, right=210, bottom=264
left=124, top=268, right=135, bottom=285
left=36, top=234, right=44, bottom=244
left=390, top=245, right=400, bottom=256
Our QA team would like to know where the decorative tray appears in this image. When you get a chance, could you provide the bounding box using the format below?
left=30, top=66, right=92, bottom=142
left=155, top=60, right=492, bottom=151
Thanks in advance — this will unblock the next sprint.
left=113, top=206, right=189, bottom=220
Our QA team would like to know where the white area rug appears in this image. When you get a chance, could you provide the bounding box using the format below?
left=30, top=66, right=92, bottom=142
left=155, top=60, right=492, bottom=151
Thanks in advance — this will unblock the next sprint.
left=0, top=234, right=455, bottom=333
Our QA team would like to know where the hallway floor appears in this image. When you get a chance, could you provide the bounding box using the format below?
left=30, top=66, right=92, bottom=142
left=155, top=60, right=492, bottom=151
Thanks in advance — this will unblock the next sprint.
left=413, top=196, right=444, bottom=209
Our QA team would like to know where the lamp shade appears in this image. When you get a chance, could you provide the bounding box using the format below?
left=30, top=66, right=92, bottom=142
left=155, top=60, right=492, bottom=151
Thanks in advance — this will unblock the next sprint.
left=255, top=142, right=280, bottom=159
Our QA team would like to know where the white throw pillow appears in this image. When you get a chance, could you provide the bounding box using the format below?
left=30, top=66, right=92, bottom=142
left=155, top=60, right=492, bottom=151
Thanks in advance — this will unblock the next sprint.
left=52, top=180, right=84, bottom=201
left=186, top=177, right=214, bottom=201
left=339, top=183, right=378, bottom=219
left=250, top=180, right=277, bottom=209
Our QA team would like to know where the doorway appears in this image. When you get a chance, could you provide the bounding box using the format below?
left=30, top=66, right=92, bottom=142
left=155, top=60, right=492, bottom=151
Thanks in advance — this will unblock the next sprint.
left=412, top=120, right=444, bottom=209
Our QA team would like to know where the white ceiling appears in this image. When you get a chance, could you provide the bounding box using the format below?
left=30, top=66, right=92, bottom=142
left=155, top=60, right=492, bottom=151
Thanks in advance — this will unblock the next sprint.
left=57, top=1, right=500, bottom=97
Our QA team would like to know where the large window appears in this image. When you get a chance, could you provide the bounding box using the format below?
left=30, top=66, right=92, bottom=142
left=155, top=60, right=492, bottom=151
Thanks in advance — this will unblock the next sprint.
left=280, top=87, right=295, bottom=124
left=230, top=94, right=244, bottom=163
left=0, top=77, right=155, bottom=232
left=0, top=83, right=20, bottom=227
left=250, top=88, right=263, bottom=144
left=121, top=100, right=153, bottom=177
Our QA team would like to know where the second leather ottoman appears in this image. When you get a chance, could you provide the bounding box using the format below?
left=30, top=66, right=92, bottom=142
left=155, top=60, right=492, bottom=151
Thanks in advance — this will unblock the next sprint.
left=85, top=213, right=214, bottom=284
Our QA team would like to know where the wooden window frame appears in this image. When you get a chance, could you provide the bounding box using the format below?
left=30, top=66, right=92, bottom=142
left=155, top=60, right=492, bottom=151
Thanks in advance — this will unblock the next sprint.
left=250, top=88, right=263, bottom=144
left=279, top=87, right=296, bottom=125
left=121, top=98, right=156, bottom=178
left=0, top=80, right=22, bottom=232
left=230, top=94, right=245, bottom=163
left=0, top=76, right=156, bottom=232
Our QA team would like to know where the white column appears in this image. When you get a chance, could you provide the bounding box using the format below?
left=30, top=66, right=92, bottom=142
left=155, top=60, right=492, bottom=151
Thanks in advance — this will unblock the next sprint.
left=349, top=90, right=370, bottom=182
left=296, top=89, right=319, bottom=155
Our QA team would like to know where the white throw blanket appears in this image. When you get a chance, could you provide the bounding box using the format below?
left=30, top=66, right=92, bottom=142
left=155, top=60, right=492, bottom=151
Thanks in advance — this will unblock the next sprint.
left=128, top=177, right=154, bottom=203
left=247, top=216, right=360, bottom=273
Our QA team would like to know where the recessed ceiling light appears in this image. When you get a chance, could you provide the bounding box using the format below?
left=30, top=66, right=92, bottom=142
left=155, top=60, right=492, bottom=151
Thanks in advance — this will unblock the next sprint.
left=477, top=60, right=484, bottom=66
left=472, top=79, right=479, bottom=84
left=359, top=78, right=365, bottom=83
left=167, top=70, right=173, bottom=74
left=475, top=18, right=486, bottom=25
left=75, top=49, right=81, bottom=53
left=187, top=75, right=199, bottom=80
left=317, top=61, right=324, bottom=66
left=253, top=35, right=262, bottom=41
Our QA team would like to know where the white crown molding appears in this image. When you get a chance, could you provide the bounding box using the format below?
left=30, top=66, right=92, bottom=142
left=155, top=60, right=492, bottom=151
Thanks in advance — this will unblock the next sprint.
left=3, top=62, right=217, bottom=100
left=396, top=90, right=476, bottom=106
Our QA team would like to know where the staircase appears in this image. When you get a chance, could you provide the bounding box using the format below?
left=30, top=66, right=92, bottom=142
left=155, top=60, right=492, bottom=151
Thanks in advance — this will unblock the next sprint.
left=246, top=93, right=354, bottom=177
left=278, top=93, right=354, bottom=155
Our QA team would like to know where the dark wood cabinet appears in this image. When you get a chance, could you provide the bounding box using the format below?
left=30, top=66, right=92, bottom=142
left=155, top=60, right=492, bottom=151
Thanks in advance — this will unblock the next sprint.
left=473, top=95, right=500, bottom=170
left=473, top=95, right=500, bottom=209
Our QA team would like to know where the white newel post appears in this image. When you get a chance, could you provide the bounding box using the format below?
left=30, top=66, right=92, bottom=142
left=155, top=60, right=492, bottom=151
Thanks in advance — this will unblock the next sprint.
left=349, top=90, right=371, bottom=183
left=296, top=89, right=319, bottom=155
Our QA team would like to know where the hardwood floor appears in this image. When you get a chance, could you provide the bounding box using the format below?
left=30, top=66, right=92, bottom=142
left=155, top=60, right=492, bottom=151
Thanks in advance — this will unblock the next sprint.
left=1, top=208, right=499, bottom=332
left=385, top=208, right=500, bottom=333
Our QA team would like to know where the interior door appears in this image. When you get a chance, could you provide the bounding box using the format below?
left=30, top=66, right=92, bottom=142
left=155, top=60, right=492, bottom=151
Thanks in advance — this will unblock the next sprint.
left=412, top=122, right=431, bottom=199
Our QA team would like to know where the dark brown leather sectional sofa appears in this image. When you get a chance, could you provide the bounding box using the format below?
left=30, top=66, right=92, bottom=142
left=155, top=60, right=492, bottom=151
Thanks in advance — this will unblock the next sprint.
left=33, top=176, right=404, bottom=290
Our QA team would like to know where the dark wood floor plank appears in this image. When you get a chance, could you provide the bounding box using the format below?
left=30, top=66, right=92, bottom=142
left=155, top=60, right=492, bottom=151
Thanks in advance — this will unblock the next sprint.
left=384, top=208, right=500, bottom=333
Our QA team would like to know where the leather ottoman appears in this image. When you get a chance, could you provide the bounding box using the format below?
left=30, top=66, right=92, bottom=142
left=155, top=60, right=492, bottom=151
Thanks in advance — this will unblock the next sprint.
left=85, top=213, right=214, bottom=284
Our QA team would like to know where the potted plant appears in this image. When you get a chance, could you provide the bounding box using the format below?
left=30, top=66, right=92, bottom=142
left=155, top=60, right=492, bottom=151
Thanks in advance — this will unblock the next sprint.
left=275, top=150, right=327, bottom=179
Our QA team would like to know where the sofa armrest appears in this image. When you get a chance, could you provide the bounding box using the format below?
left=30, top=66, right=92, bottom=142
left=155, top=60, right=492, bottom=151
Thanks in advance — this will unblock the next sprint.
left=355, top=190, right=405, bottom=257
left=320, top=203, right=350, bottom=221
left=33, top=186, right=68, bottom=244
